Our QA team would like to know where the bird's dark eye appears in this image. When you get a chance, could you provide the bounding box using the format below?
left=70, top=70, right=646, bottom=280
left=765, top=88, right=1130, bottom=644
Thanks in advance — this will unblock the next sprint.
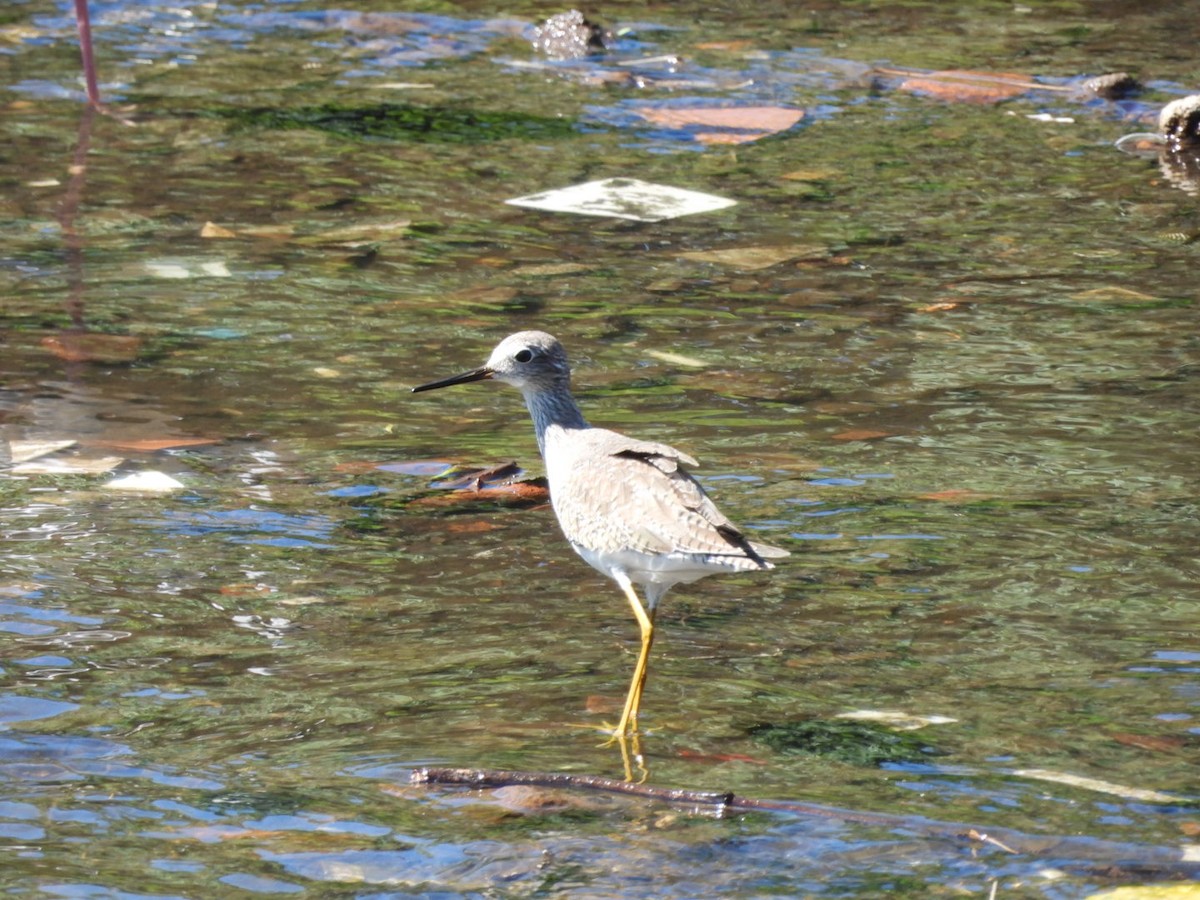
left=514, top=348, right=534, bottom=363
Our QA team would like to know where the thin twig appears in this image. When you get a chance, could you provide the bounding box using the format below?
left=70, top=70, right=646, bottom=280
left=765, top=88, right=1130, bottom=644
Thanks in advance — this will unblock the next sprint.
left=411, top=766, right=1200, bottom=875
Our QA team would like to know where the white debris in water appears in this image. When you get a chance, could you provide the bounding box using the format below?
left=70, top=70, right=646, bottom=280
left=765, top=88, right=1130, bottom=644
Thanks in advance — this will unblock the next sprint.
left=105, top=471, right=187, bottom=492
left=145, top=259, right=232, bottom=279
left=836, top=709, right=959, bottom=730
left=1015, top=112, right=1075, bottom=124
left=14, top=456, right=124, bottom=476
left=9, top=439, right=78, bottom=463
left=506, top=177, right=736, bottom=222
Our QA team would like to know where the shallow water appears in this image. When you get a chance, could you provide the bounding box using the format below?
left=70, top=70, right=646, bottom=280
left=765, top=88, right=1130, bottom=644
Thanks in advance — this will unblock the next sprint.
left=2, top=0, right=1199, bottom=896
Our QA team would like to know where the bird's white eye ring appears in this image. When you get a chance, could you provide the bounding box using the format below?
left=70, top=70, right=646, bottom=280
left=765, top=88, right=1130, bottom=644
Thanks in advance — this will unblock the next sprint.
left=514, top=348, right=534, bottom=363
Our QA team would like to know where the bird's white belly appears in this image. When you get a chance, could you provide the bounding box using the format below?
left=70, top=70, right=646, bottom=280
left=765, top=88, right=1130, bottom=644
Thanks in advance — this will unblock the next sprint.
left=570, top=542, right=717, bottom=587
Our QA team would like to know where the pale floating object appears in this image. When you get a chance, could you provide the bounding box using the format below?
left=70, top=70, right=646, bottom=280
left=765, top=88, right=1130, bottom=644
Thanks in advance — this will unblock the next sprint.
left=14, top=456, right=124, bottom=476
left=642, top=348, right=708, bottom=369
left=200, top=221, right=237, bottom=239
left=1021, top=112, right=1075, bottom=123
left=105, top=471, right=187, bottom=492
left=506, top=177, right=736, bottom=222
left=677, top=243, right=828, bottom=271
left=144, top=259, right=232, bottom=279
left=375, top=81, right=434, bottom=90
left=836, top=709, right=959, bottom=730
left=634, top=105, right=805, bottom=145
left=9, top=439, right=78, bottom=464
left=1012, top=768, right=1181, bottom=804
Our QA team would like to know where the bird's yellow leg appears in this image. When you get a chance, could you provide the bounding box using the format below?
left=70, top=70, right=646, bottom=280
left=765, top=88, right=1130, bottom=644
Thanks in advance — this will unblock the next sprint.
left=613, top=580, right=656, bottom=738
left=614, top=728, right=649, bottom=783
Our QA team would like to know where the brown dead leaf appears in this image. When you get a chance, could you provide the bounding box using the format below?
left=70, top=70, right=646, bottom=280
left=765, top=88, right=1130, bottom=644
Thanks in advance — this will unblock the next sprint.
left=89, top=437, right=221, bottom=452
left=200, top=221, right=237, bottom=239
left=831, top=429, right=894, bottom=442
left=410, top=482, right=550, bottom=508
left=1069, top=287, right=1159, bottom=303
left=219, top=583, right=275, bottom=596
left=694, top=40, right=755, bottom=52
left=1179, top=821, right=1200, bottom=837
left=41, top=333, right=143, bottom=364
left=781, top=167, right=841, bottom=181
left=898, top=69, right=1031, bottom=104
left=1111, top=733, right=1186, bottom=753
left=635, top=106, right=804, bottom=144
left=293, top=219, right=412, bottom=246
left=445, top=520, right=502, bottom=534
left=443, top=285, right=520, bottom=307
left=585, top=694, right=618, bottom=715
left=489, top=785, right=577, bottom=814
left=677, top=244, right=828, bottom=271
left=511, top=262, right=594, bottom=278
left=918, top=301, right=961, bottom=312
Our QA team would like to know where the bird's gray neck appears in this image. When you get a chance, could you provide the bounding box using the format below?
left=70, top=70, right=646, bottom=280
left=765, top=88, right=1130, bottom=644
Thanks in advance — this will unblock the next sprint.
left=522, top=385, right=588, bottom=457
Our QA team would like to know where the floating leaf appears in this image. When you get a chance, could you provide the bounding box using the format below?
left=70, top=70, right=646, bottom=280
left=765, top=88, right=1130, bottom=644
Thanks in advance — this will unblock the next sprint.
left=781, top=167, right=841, bottom=181
left=677, top=244, right=828, bottom=271
left=635, top=106, right=804, bottom=144
left=835, top=709, right=958, bottom=730
left=106, top=471, right=187, bottom=492
left=1012, top=768, right=1180, bottom=804
left=642, top=349, right=708, bottom=368
left=200, top=221, right=237, bottom=239
left=444, top=520, right=502, bottom=534
left=144, top=259, right=231, bottom=279
left=511, top=262, right=594, bottom=278
left=219, top=583, right=275, bottom=596
left=1111, top=733, right=1187, bottom=753
left=506, top=178, right=736, bottom=223
left=41, top=333, right=143, bottom=363
left=9, top=439, right=77, bottom=463
left=898, top=69, right=1031, bottom=104
left=292, top=218, right=411, bottom=247
left=694, top=40, right=755, bottom=52
left=14, top=455, right=123, bottom=475
left=1069, top=287, right=1159, bottom=303
left=90, top=437, right=220, bottom=452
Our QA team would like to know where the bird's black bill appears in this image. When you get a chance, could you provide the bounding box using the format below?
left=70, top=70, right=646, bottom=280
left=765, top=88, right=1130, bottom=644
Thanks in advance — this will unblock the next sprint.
left=410, top=366, right=493, bottom=393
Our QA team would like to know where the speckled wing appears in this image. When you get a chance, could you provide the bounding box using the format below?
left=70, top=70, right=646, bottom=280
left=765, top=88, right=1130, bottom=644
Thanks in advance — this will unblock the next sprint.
left=549, top=429, right=788, bottom=566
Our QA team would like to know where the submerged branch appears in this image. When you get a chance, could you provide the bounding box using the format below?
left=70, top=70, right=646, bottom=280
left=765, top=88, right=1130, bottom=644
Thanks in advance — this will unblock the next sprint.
left=412, top=766, right=1200, bottom=875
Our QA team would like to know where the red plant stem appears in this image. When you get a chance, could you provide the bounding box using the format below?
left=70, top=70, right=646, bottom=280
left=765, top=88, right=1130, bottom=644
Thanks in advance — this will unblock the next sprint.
left=73, top=0, right=101, bottom=106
